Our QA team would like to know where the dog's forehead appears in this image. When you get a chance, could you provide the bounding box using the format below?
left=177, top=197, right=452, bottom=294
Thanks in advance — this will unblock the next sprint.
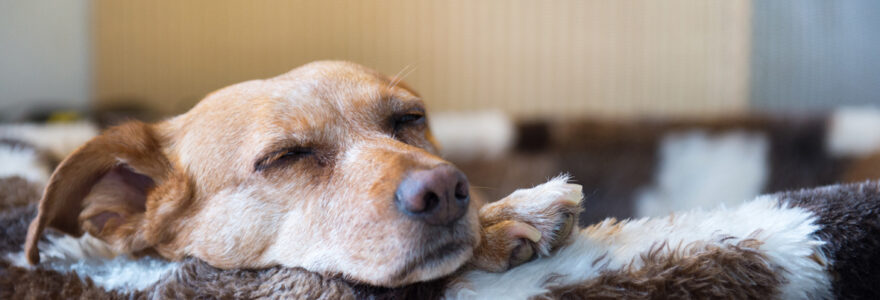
left=195, top=61, right=416, bottom=119
left=272, top=61, right=421, bottom=112
left=274, top=60, right=388, bottom=87
left=164, top=61, right=421, bottom=186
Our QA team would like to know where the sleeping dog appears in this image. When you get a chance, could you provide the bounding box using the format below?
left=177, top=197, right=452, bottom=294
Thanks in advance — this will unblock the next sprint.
left=22, top=61, right=580, bottom=287
left=18, top=61, right=880, bottom=298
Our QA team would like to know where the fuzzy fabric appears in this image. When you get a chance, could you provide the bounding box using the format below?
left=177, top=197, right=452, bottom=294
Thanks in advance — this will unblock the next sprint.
left=779, top=182, right=880, bottom=298
left=0, top=205, right=449, bottom=299
left=2, top=118, right=879, bottom=299
left=0, top=176, right=41, bottom=211
left=3, top=181, right=879, bottom=299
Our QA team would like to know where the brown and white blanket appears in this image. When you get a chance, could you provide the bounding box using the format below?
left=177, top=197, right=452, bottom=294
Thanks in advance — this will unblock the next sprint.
left=2, top=178, right=880, bottom=299
left=2, top=117, right=880, bottom=299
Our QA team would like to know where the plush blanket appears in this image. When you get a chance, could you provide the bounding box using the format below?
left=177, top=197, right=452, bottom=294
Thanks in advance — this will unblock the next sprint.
left=2, top=118, right=880, bottom=299
left=0, top=204, right=449, bottom=299
left=3, top=181, right=879, bottom=299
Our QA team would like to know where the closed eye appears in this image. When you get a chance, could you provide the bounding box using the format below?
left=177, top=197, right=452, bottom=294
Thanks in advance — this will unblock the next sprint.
left=392, top=111, right=426, bottom=132
left=254, top=147, right=314, bottom=172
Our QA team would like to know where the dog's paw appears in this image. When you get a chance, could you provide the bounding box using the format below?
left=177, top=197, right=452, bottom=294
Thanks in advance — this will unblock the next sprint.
left=470, top=175, right=583, bottom=272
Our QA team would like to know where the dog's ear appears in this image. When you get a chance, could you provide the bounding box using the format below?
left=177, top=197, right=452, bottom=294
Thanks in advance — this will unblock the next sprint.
left=25, top=121, right=189, bottom=264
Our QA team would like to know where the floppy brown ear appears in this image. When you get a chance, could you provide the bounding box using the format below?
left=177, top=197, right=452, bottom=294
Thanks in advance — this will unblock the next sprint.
left=25, top=121, right=188, bottom=264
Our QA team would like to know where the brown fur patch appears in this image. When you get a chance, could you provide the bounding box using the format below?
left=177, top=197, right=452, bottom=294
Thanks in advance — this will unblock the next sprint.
left=0, top=259, right=454, bottom=300
left=541, top=240, right=783, bottom=299
left=471, top=220, right=525, bottom=272
left=0, top=205, right=36, bottom=260
left=24, top=121, right=191, bottom=265
left=0, top=260, right=128, bottom=300
left=145, top=259, right=358, bottom=299
left=0, top=176, right=41, bottom=211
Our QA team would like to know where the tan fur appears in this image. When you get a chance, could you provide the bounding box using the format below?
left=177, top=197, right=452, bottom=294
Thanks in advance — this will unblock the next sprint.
left=471, top=180, right=583, bottom=272
left=472, top=220, right=535, bottom=272
left=23, top=61, right=573, bottom=287
left=25, top=122, right=181, bottom=263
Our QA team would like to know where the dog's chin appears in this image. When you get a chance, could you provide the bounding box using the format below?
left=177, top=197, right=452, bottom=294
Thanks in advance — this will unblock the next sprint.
left=391, top=214, right=483, bottom=286
left=343, top=239, right=475, bottom=288
left=339, top=211, right=481, bottom=288
left=397, top=240, right=475, bottom=285
left=372, top=222, right=479, bottom=287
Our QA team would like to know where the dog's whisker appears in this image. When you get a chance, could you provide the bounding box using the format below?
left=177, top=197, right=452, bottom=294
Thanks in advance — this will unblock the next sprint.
left=390, top=64, right=411, bottom=81
left=388, top=64, right=417, bottom=90
left=387, top=65, right=411, bottom=89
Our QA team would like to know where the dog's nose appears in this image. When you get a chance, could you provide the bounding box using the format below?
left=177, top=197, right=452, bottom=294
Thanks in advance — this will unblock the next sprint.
left=395, top=164, right=470, bottom=226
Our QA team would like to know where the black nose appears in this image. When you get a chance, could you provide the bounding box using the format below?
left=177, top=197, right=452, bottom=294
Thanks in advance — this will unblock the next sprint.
left=395, top=164, right=470, bottom=226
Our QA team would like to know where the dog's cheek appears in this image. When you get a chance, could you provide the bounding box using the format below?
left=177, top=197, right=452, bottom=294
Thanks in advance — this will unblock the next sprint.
left=181, top=187, right=286, bottom=268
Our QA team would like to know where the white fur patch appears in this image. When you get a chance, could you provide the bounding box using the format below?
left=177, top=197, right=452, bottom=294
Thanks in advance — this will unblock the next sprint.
left=827, top=107, right=880, bottom=158
left=0, top=143, right=51, bottom=184
left=502, top=174, right=579, bottom=218
left=5, top=233, right=178, bottom=292
left=0, top=121, right=98, bottom=159
left=448, top=194, right=830, bottom=299
left=636, top=130, right=769, bottom=217
left=428, top=111, right=514, bottom=162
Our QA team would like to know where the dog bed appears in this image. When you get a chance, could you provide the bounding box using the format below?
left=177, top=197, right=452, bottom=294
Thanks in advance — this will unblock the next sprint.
left=3, top=181, right=879, bottom=299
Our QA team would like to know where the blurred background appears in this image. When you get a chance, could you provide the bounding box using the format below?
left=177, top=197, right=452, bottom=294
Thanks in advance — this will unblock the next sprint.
left=2, top=1, right=880, bottom=223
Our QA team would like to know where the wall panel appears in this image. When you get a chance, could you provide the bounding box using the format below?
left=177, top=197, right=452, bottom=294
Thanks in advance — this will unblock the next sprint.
left=95, top=0, right=751, bottom=119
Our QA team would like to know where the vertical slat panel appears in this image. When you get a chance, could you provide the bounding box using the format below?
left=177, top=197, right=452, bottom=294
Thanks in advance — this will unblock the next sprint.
left=94, top=0, right=752, bottom=119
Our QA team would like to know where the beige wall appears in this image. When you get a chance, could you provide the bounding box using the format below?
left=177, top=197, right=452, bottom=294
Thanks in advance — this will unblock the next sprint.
left=95, top=0, right=751, bottom=119
left=1, top=0, right=90, bottom=120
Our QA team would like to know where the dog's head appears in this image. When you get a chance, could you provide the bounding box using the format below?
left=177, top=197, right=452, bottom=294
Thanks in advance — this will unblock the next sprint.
left=24, top=61, right=481, bottom=287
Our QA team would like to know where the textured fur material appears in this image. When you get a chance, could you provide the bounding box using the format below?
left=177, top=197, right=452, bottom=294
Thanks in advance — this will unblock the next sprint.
left=446, top=194, right=831, bottom=299
left=0, top=141, right=53, bottom=186
left=1, top=114, right=879, bottom=298
left=0, top=205, right=358, bottom=299
left=780, top=181, right=880, bottom=298
left=543, top=240, right=782, bottom=299
left=4, top=180, right=880, bottom=298
left=0, top=139, right=52, bottom=212
left=0, top=176, right=41, bottom=211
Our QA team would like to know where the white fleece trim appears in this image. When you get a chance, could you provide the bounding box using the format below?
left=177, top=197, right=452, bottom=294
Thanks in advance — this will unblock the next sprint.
left=448, top=196, right=830, bottom=299
left=0, top=121, right=98, bottom=159
left=0, top=143, right=51, bottom=185
left=5, top=233, right=178, bottom=292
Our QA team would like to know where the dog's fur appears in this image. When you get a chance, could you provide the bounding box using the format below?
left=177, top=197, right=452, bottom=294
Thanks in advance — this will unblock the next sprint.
left=21, top=61, right=578, bottom=288
left=5, top=61, right=880, bottom=298
left=4, top=178, right=880, bottom=298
